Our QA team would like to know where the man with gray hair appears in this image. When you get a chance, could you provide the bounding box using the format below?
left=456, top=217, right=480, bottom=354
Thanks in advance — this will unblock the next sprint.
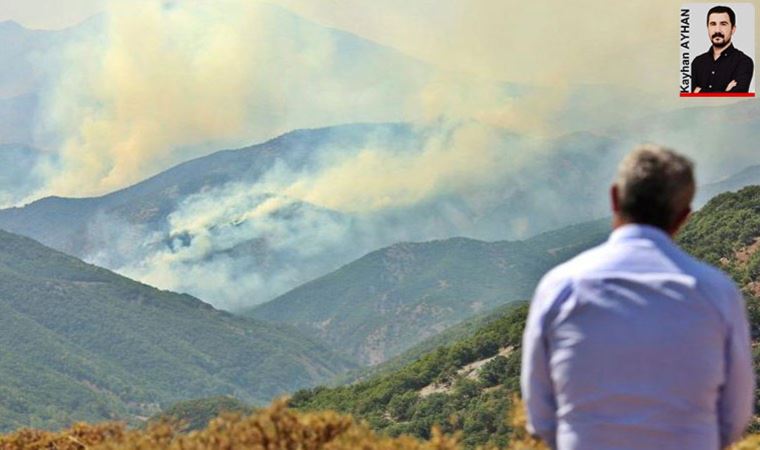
left=521, top=145, right=754, bottom=449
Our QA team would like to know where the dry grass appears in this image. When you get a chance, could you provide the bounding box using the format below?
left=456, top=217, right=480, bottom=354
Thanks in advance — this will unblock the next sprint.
left=1, top=398, right=757, bottom=450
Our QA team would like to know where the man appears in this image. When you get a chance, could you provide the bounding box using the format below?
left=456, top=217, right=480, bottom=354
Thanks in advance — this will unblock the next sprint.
left=521, top=146, right=754, bottom=450
left=691, top=5, right=754, bottom=93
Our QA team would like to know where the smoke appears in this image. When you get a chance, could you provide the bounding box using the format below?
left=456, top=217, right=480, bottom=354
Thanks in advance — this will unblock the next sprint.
left=275, top=0, right=683, bottom=88
left=37, top=0, right=258, bottom=195
left=606, top=101, right=760, bottom=184
left=283, top=122, right=524, bottom=212
left=28, top=0, right=646, bottom=202
left=93, top=121, right=547, bottom=310
left=33, top=0, right=433, bottom=197
left=85, top=114, right=639, bottom=311
left=111, top=182, right=357, bottom=309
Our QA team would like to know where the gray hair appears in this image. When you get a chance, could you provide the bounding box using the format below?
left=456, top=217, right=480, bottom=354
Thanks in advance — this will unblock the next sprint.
left=614, top=145, right=695, bottom=230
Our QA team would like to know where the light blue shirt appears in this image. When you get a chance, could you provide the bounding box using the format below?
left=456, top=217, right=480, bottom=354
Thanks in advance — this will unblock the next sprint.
left=521, top=224, right=755, bottom=450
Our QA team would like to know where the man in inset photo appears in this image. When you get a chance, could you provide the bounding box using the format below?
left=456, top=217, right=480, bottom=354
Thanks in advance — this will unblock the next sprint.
left=691, top=5, right=754, bottom=92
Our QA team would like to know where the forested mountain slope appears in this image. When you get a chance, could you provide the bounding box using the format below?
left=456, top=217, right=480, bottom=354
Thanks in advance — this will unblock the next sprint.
left=249, top=219, right=609, bottom=365
left=0, top=229, right=355, bottom=432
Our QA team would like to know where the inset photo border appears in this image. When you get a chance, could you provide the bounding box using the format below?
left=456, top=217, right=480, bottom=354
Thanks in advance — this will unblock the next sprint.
left=680, top=3, right=755, bottom=97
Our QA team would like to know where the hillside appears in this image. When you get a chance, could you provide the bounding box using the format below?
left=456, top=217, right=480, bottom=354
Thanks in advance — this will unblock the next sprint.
left=679, top=185, right=760, bottom=291
left=146, top=396, right=251, bottom=432
left=289, top=302, right=529, bottom=448
left=0, top=229, right=355, bottom=432
left=696, top=165, right=760, bottom=207
left=333, top=302, right=525, bottom=386
left=248, top=219, right=608, bottom=366
left=249, top=238, right=548, bottom=366
left=678, top=185, right=760, bottom=342
left=289, top=187, right=760, bottom=448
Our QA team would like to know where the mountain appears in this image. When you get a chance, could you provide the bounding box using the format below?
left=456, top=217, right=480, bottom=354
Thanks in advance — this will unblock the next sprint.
left=332, top=301, right=526, bottom=386
left=289, top=302, right=530, bottom=448
left=0, top=123, right=622, bottom=310
left=0, top=20, right=62, bottom=99
left=679, top=185, right=760, bottom=302
left=1, top=114, right=756, bottom=314
left=606, top=99, right=760, bottom=185
left=0, top=16, right=102, bottom=120
left=696, top=165, right=760, bottom=207
left=248, top=218, right=610, bottom=365
left=0, top=228, right=355, bottom=432
left=0, top=123, right=430, bottom=309
left=289, top=186, right=760, bottom=448
left=0, top=123, right=413, bottom=254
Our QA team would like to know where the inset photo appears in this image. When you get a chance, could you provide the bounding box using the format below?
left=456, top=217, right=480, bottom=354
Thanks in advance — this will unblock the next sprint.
left=680, top=3, right=755, bottom=97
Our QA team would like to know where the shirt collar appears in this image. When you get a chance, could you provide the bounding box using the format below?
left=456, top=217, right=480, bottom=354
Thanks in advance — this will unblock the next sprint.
left=608, top=223, right=674, bottom=247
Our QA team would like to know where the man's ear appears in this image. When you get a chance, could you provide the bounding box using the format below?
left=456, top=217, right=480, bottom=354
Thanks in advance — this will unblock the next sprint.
left=610, top=185, right=620, bottom=213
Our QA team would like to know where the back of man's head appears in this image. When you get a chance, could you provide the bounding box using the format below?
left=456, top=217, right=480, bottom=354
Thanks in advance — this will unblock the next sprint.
left=613, top=145, right=695, bottom=232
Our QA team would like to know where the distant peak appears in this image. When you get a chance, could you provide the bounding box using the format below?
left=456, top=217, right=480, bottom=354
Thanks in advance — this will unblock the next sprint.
left=0, top=20, right=24, bottom=31
left=0, top=14, right=105, bottom=33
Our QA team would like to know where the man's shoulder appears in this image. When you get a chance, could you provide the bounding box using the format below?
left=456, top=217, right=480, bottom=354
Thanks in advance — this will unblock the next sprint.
left=664, top=242, right=737, bottom=289
left=685, top=255, right=747, bottom=325
left=529, top=244, right=611, bottom=315
left=535, top=244, right=609, bottom=292
left=692, top=49, right=713, bottom=65
left=538, top=238, right=739, bottom=295
left=531, top=239, right=744, bottom=324
left=734, top=47, right=754, bottom=64
left=684, top=254, right=741, bottom=298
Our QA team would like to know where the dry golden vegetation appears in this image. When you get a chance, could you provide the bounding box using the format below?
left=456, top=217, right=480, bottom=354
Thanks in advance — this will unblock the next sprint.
left=10, top=397, right=756, bottom=450
left=0, top=398, right=547, bottom=450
